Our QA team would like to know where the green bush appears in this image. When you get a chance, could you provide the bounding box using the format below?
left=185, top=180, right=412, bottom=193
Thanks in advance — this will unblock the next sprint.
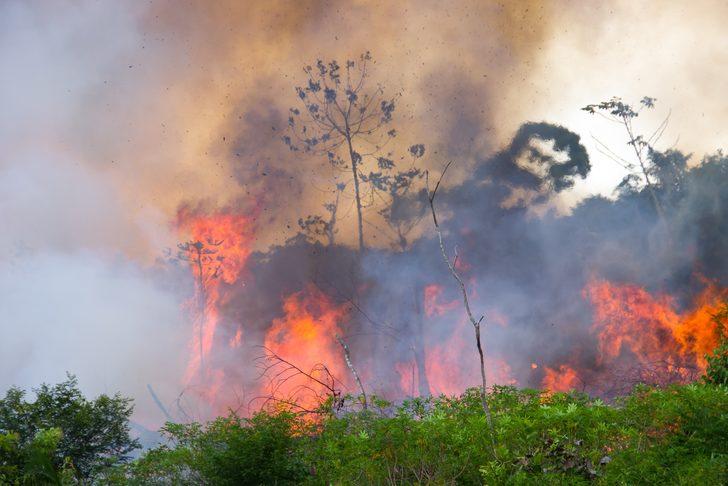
left=0, top=374, right=139, bottom=482
left=119, top=411, right=309, bottom=485
left=115, top=382, right=727, bottom=485
left=0, top=428, right=77, bottom=485
left=310, top=391, right=492, bottom=484
left=11, top=343, right=720, bottom=484
left=704, top=302, right=728, bottom=386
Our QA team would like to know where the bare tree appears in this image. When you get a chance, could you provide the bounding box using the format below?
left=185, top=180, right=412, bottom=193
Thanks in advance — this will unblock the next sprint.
left=426, top=162, right=495, bottom=442
left=177, top=239, right=224, bottom=375
left=582, top=96, right=669, bottom=221
left=254, top=347, right=345, bottom=416
left=284, top=52, right=423, bottom=252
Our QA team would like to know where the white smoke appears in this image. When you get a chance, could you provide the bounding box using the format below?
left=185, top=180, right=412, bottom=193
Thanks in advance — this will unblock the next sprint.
left=0, top=1, right=190, bottom=427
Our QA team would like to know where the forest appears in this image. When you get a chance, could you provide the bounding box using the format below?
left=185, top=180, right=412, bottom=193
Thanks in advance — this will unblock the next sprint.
left=1, top=329, right=726, bottom=484
left=2, top=3, right=727, bottom=480
left=1, top=56, right=727, bottom=482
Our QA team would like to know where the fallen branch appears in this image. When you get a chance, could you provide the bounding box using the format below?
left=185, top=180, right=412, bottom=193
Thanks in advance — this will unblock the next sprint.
left=147, top=384, right=173, bottom=423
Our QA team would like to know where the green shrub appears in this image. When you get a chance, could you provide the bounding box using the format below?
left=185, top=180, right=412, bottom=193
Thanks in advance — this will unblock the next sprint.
left=121, top=411, right=309, bottom=485
left=115, top=382, right=728, bottom=485
left=0, top=375, right=138, bottom=482
left=310, top=392, right=493, bottom=484
left=704, top=302, right=728, bottom=386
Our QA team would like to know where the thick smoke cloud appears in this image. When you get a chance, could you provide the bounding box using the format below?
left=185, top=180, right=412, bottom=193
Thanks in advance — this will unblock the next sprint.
left=0, top=150, right=191, bottom=427
left=0, top=252, right=189, bottom=427
left=0, top=1, right=191, bottom=427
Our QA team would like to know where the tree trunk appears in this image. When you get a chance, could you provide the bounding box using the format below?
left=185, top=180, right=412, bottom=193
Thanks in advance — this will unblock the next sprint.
left=345, top=133, right=365, bottom=252
left=623, top=116, right=667, bottom=223
left=336, top=334, right=368, bottom=410
left=412, top=286, right=431, bottom=396
left=195, top=247, right=205, bottom=377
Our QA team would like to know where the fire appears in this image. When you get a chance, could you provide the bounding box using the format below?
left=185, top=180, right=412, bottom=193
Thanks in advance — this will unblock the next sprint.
left=586, top=278, right=726, bottom=372
left=263, top=284, right=350, bottom=409
left=542, top=278, right=726, bottom=393
left=176, top=209, right=254, bottom=397
left=542, top=365, right=579, bottom=393
left=395, top=360, right=419, bottom=397
left=423, top=284, right=459, bottom=317
left=171, top=206, right=725, bottom=412
left=229, top=328, right=243, bottom=348
left=423, top=290, right=516, bottom=394
left=672, top=282, right=727, bottom=368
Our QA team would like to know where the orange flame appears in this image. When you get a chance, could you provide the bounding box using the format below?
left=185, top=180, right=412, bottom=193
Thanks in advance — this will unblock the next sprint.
left=586, top=278, right=725, bottom=371
left=423, top=284, right=459, bottom=317
left=394, top=360, right=418, bottom=397
left=542, top=278, right=726, bottom=393
left=542, top=364, right=579, bottom=393
left=423, top=290, right=516, bottom=394
left=176, top=210, right=254, bottom=399
left=263, top=284, right=350, bottom=409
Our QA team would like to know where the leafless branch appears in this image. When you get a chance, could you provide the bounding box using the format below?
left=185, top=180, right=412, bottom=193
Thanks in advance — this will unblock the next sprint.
left=425, top=162, right=496, bottom=449
left=335, top=334, right=368, bottom=410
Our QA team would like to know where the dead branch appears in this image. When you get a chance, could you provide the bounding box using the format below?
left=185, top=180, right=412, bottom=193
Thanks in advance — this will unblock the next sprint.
left=146, top=384, right=173, bottom=423
left=335, top=334, right=368, bottom=410
left=252, top=346, right=345, bottom=415
left=426, top=162, right=496, bottom=444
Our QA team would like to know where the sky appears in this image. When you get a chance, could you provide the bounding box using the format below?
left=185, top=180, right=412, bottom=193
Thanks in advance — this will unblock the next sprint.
left=0, top=0, right=725, bottom=424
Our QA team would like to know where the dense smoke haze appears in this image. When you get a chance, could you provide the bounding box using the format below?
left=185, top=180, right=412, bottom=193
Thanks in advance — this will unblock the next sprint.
left=1, top=0, right=726, bottom=428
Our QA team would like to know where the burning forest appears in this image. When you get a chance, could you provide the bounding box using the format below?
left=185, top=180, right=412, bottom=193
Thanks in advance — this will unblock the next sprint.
left=168, top=112, right=727, bottom=416
left=1, top=1, right=727, bottom=483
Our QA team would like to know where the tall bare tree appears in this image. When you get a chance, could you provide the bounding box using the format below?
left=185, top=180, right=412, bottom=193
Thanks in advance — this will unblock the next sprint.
left=284, top=52, right=422, bottom=252
left=426, top=163, right=495, bottom=445
left=177, top=239, right=224, bottom=375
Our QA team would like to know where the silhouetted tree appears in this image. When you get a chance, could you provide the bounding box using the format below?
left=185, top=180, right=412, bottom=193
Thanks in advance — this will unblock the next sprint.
left=177, top=239, right=224, bottom=374
left=298, top=183, right=344, bottom=246
left=284, top=52, right=423, bottom=251
left=583, top=96, right=668, bottom=220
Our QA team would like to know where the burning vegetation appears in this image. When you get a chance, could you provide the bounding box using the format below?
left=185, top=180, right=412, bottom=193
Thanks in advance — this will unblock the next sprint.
left=3, top=0, right=728, bottom=482
left=160, top=56, right=728, bottom=422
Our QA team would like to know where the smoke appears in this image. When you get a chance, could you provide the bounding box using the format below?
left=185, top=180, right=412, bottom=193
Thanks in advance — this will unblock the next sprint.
left=0, top=2, right=191, bottom=427
left=1, top=0, right=726, bottom=423
left=0, top=252, right=189, bottom=427
left=0, top=149, right=190, bottom=427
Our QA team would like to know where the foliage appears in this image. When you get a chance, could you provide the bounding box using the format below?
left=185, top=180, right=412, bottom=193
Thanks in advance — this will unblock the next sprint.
left=3, top=374, right=724, bottom=484
left=0, top=427, right=78, bottom=485
left=115, top=381, right=727, bottom=485
left=113, top=411, right=309, bottom=485
left=0, top=374, right=139, bottom=482
left=704, top=302, right=728, bottom=386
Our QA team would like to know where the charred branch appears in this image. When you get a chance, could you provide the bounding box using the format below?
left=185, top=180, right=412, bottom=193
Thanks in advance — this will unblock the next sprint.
left=335, top=334, right=368, bottom=410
